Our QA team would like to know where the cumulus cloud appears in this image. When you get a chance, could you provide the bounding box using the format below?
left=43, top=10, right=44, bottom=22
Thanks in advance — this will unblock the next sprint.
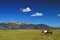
left=20, top=7, right=31, bottom=12
left=58, top=14, right=60, bottom=17
left=31, top=12, right=43, bottom=17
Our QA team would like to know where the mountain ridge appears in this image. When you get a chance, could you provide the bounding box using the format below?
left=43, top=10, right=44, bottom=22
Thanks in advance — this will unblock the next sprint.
left=0, top=22, right=60, bottom=30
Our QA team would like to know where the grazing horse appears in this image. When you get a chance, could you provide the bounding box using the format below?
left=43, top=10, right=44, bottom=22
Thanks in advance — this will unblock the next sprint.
left=41, top=30, right=53, bottom=35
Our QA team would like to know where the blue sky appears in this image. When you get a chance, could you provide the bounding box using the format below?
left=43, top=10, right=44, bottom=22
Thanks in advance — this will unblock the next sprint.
left=0, top=0, right=60, bottom=26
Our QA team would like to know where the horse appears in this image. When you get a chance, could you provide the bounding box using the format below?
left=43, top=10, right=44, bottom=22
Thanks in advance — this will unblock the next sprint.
left=41, top=30, right=53, bottom=35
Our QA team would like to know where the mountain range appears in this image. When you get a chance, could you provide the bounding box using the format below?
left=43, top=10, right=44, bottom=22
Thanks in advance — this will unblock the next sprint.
left=0, top=22, right=60, bottom=30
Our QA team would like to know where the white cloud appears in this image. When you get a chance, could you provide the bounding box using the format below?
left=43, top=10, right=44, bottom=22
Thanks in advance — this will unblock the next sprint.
left=20, top=7, right=31, bottom=12
left=58, top=14, right=60, bottom=17
left=31, top=12, right=43, bottom=17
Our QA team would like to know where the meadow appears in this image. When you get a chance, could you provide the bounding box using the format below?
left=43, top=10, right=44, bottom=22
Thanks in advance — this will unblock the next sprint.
left=0, top=30, right=60, bottom=40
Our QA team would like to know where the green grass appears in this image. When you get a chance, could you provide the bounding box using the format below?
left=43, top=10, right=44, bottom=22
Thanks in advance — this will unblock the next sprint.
left=0, top=30, right=60, bottom=40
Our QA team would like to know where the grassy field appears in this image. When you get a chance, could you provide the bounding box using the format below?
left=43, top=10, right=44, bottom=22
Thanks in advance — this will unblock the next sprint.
left=0, top=30, right=60, bottom=40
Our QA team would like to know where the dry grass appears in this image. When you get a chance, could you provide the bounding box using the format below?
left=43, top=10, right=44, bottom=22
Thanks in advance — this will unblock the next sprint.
left=0, top=30, right=60, bottom=40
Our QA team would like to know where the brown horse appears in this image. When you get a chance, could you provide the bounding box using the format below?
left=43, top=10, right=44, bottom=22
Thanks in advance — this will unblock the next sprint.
left=41, top=30, right=53, bottom=35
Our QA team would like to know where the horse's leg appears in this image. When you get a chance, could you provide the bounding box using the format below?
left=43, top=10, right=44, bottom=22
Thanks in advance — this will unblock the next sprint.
left=46, top=33, right=47, bottom=35
left=50, top=32, right=53, bottom=35
left=46, top=32, right=49, bottom=35
left=45, top=32, right=47, bottom=35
